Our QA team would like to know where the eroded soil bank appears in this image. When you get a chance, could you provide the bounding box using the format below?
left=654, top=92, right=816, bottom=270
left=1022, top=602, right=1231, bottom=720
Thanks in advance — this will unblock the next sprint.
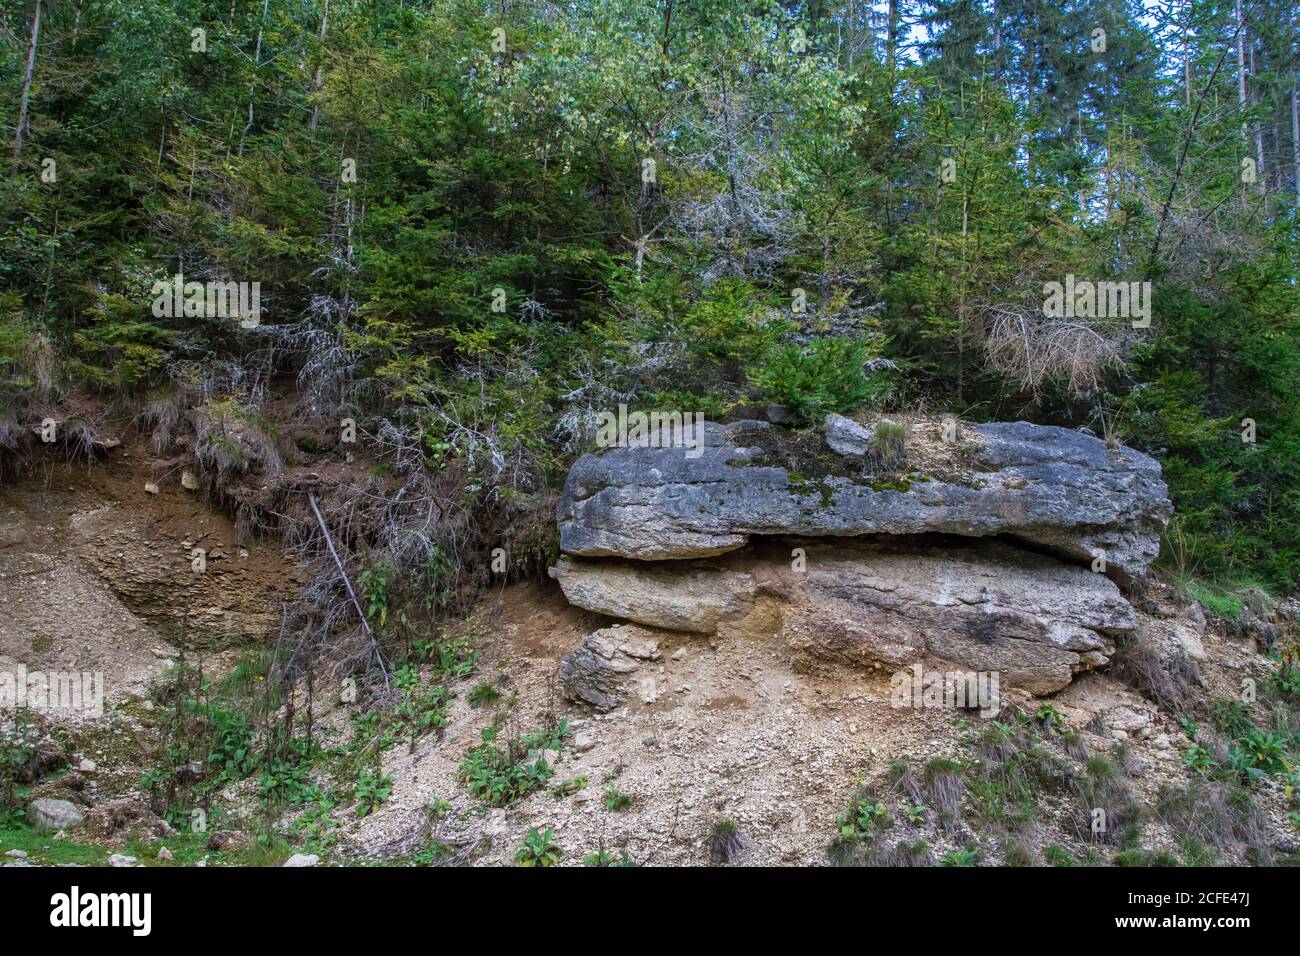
left=2, top=441, right=1298, bottom=868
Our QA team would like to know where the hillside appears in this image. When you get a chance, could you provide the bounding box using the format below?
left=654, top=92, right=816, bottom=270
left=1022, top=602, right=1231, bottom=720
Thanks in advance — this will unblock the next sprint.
left=1, top=0, right=1298, bottom=885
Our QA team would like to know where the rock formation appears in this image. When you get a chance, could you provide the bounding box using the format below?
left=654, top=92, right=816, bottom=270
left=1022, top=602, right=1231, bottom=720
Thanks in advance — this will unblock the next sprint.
left=557, top=418, right=1170, bottom=585
left=552, top=416, right=1173, bottom=705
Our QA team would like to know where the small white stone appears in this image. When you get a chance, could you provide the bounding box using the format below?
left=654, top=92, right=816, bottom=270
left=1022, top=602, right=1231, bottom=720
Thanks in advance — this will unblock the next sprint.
left=78, top=758, right=96, bottom=772
left=283, top=853, right=320, bottom=868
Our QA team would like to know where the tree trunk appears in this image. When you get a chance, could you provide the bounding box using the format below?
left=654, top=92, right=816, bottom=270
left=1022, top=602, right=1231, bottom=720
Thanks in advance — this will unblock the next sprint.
left=13, top=0, right=44, bottom=161
left=1236, top=0, right=1248, bottom=147
left=887, top=0, right=898, bottom=75
left=239, top=0, right=271, bottom=156
left=1292, top=74, right=1300, bottom=200
left=1249, top=40, right=1264, bottom=184
left=309, top=0, right=330, bottom=133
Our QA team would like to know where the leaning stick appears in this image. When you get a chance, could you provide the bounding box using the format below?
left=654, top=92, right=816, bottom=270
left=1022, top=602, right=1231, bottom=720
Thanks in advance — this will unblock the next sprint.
left=308, top=493, right=389, bottom=681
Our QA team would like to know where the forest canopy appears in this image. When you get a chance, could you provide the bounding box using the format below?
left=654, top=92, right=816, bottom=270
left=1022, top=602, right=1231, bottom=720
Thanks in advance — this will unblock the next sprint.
left=2, top=0, right=1298, bottom=590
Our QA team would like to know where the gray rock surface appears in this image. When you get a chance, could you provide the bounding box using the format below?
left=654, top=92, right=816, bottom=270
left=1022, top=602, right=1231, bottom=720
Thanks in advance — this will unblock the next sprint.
left=823, top=413, right=874, bottom=456
left=558, top=624, right=663, bottom=711
left=27, top=797, right=85, bottom=831
left=553, top=539, right=1137, bottom=694
left=557, top=419, right=1170, bottom=585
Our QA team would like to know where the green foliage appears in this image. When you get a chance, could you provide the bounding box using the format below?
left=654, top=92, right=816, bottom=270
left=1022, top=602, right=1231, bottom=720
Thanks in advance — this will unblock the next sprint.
left=1035, top=703, right=1065, bottom=737
left=515, top=827, right=560, bottom=867
left=1273, top=662, right=1300, bottom=703
left=467, top=683, right=501, bottom=708
left=836, top=796, right=892, bottom=843
left=748, top=335, right=893, bottom=425
left=550, top=776, right=587, bottom=797
left=358, top=564, right=393, bottom=630
left=1043, top=844, right=1077, bottom=867
left=1185, top=583, right=1245, bottom=622
left=583, top=848, right=636, bottom=867
left=354, top=769, right=393, bottom=817
left=0, top=0, right=1295, bottom=598
left=457, top=720, right=570, bottom=807
left=938, top=848, right=980, bottom=867
left=603, top=786, right=633, bottom=811
left=0, top=711, right=40, bottom=813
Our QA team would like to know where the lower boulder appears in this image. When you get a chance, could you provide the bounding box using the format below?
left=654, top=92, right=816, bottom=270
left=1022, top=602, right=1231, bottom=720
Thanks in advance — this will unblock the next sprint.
left=27, top=797, right=85, bottom=831
left=551, top=537, right=1137, bottom=695
left=559, top=624, right=663, bottom=711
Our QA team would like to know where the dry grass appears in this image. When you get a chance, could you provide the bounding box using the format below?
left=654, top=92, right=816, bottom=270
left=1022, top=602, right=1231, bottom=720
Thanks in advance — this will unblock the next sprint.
left=1154, top=778, right=1272, bottom=864
left=924, top=757, right=966, bottom=830
left=985, top=302, right=1128, bottom=396
left=1071, top=756, right=1141, bottom=846
left=1109, top=633, right=1200, bottom=713
left=708, top=818, right=751, bottom=865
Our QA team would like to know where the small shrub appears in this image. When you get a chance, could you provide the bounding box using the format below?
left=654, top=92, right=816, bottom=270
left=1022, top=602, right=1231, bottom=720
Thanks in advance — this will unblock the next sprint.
left=709, top=818, right=750, bottom=865
left=748, top=335, right=893, bottom=425
left=515, top=827, right=560, bottom=867
left=467, top=683, right=501, bottom=708
left=837, top=797, right=892, bottom=842
left=458, top=720, right=569, bottom=807
left=603, top=786, right=633, bottom=811
left=1271, top=662, right=1300, bottom=702
left=938, top=847, right=979, bottom=867
left=583, top=848, right=636, bottom=867
left=1035, top=702, right=1065, bottom=736
left=354, top=769, right=393, bottom=817
left=868, top=420, right=907, bottom=468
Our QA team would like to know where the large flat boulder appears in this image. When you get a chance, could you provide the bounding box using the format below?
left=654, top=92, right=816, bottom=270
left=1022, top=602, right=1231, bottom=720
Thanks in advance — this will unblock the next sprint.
left=551, top=538, right=1138, bottom=694
left=556, top=419, right=1170, bottom=585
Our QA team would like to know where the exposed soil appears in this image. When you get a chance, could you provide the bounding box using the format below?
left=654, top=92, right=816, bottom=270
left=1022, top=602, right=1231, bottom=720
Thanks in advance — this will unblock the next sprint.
left=331, top=576, right=1296, bottom=867
left=3, top=435, right=1296, bottom=869
left=0, top=442, right=307, bottom=714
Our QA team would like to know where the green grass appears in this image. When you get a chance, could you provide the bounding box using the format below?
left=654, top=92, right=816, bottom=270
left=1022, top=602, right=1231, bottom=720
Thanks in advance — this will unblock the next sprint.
left=1183, top=581, right=1245, bottom=621
left=0, top=825, right=299, bottom=868
left=0, top=827, right=109, bottom=866
left=123, top=830, right=298, bottom=867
